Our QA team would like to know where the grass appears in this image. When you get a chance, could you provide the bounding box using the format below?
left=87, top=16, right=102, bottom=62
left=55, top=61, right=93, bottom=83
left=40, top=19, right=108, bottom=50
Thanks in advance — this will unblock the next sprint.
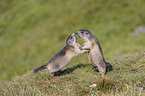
left=0, top=51, right=145, bottom=95
left=0, top=0, right=145, bottom=95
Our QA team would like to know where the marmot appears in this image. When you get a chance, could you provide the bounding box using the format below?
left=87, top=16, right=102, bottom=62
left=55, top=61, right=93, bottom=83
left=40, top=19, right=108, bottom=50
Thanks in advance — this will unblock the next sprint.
left=33, top=33, right=89, bottom=76
left=77, top=30, right=113, bottom=77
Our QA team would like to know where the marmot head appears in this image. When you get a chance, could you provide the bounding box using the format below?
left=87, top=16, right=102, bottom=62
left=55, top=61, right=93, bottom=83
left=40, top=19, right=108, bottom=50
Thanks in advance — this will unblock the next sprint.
left=76, top=30, right=92, bottom=40
left=66, top=33, right=77, bottom=47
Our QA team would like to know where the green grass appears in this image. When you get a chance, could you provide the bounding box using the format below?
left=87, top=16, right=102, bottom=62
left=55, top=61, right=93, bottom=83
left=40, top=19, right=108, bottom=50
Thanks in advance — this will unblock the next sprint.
left=0, top=51, right=145, bottom=95
left=0, top=0, right=145, bottom=95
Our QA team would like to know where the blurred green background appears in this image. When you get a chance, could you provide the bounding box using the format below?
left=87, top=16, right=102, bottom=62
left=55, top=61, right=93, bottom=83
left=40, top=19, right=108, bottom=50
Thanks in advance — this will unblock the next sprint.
left=0, top=0, right=145, bottom=82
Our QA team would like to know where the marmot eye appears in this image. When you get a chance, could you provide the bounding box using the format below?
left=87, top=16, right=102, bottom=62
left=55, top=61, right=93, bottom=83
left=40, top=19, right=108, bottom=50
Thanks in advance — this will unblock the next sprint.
left=81, top=31, right=84, bottom=34
left=70, top=36, right=72, bottom=39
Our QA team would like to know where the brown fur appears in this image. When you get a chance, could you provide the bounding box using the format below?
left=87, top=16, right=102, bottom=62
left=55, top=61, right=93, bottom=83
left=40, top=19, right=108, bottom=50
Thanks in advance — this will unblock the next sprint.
left=33, top=33, right=89, bottom=76
left=77, top=30, right=113, bottom=77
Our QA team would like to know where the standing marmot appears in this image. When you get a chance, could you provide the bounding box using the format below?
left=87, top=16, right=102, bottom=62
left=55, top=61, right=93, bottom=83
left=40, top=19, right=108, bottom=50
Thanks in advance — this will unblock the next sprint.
left=77, top=30, right=113, bottom=77
left=33, top=33, right=89, bottom=76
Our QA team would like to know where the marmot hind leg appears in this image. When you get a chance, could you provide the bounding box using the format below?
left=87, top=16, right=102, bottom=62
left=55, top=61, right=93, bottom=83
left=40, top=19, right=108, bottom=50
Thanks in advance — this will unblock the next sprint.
left=93, top=62, right=113, bottom=73
left=97, top=65, right=106, bottom=76
left=105, top=62, right=113, bottom=72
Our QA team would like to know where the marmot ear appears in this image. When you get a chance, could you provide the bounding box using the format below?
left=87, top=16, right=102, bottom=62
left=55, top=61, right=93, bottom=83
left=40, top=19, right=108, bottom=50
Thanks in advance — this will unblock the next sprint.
left=70, top=36, right=73, bottom=39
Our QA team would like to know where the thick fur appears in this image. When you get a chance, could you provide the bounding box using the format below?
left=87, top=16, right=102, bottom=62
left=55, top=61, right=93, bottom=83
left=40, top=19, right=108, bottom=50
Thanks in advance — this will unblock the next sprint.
left=77, top=30, right=113, bottom=77
left=33, top=33, right=89, bottom=75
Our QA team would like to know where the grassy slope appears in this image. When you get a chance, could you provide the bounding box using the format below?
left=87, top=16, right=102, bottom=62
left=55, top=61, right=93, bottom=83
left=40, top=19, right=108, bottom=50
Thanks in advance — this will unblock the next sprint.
left=0, top=51, right=145, bottom=95
left=0, top=0, right=145, bottom=95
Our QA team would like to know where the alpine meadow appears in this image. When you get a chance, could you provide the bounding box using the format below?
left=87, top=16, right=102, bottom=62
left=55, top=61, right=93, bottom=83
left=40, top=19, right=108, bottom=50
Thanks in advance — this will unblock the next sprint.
left=0, top=0, right=145, bottom=95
